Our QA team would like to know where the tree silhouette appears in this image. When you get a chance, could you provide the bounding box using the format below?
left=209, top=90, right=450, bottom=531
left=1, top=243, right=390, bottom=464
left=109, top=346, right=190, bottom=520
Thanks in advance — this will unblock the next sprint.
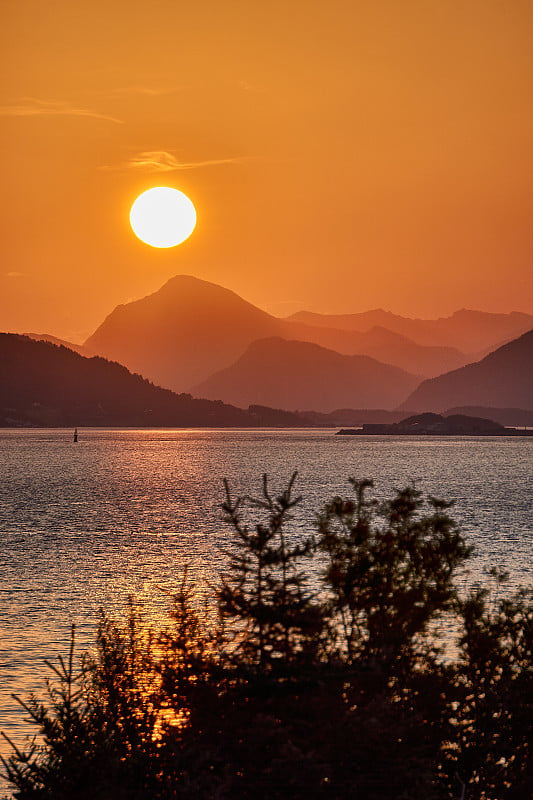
left=2, top=475, right=531, bottom=800
left=218, top=472, right=323, bottom=668
left=317, top=479, right=472, bottom=672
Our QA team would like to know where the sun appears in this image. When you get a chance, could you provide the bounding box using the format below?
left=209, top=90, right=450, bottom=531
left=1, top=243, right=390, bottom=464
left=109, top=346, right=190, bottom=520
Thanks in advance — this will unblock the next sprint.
left=129, top=187, right=197, bottom=248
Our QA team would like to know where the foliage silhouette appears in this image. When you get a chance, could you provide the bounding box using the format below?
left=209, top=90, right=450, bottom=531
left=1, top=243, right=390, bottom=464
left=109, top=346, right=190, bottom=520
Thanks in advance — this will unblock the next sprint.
left=441, top=580, right=533, bottom=799
left=1, top=475, right=531, bottom=799
left=317, top=479, right=472, bottom=671
left=219, top=472, right=323, bottom=668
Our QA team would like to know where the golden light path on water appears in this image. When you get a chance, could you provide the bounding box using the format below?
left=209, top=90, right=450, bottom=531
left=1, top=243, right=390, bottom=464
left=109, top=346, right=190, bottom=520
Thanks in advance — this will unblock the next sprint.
left=1, top=428, right=532, bottom=788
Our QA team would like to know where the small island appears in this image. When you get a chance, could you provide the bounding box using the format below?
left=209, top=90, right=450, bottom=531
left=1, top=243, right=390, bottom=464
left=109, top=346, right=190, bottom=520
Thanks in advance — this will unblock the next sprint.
left=336, top=412, right=533, bottom=436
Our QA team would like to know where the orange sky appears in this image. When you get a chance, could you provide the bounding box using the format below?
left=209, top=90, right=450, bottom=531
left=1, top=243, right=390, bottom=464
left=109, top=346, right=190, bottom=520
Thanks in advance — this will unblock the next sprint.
left=1, top=0, right=532, bottom=342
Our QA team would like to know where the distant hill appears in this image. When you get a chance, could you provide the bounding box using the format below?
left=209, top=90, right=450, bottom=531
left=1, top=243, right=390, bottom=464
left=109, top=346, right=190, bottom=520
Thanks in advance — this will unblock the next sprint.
left=444, top=406, right=533, bottom=427
left=289, top=323, right=466, bottom=377
left=332, top=325, right=465, bottom=377
left=5, top=333, right=530, bottom=429
left=288, top=308, right=533, bottom=354
left=247, top=405, right=314, bottom=427
left=298, top=406, right=533, bottom=428
left=400, top=329, right=533, bottom=412
left=192, top=337, right=420, bottom=412
left=302, top=408, right=414, bottom=426
left=0, top=334, right=256, bottom=427
left=84, top=276, right=466, bottom=392
left=24, top=332, right=88, bottom=356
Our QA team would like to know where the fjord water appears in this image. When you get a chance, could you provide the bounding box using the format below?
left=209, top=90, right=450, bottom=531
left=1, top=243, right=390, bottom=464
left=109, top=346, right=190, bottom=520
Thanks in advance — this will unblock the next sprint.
left=1, top=428, right=532, bottom=779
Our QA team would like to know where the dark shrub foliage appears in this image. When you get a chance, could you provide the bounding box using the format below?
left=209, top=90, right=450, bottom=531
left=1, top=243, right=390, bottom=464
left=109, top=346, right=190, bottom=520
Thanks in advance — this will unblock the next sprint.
left=2, top=476, right=531, bottom=799
left=317, top=479, right=472, bottom=671
left=218, top=472, right=324, bottom=668
left=441, top=580, right=533, bottom=799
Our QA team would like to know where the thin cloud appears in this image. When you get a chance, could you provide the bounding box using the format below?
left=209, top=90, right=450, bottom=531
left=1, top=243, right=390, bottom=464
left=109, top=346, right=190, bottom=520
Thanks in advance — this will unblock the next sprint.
left=102, top=150, right=246, bottom=172
left=0, top=98, right=122, bottom=124
left=4, top=271, right=27, bottom=278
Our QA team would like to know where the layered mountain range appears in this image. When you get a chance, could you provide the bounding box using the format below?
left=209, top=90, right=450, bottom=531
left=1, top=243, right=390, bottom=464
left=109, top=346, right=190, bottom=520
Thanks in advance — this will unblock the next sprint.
left=287, top=308, right=533, bottom=355
left=0, top=334, right=251, bottom=427
left=84, top=276, right=468, bottom=392
left=0, top=334, right=311, bottom=427
left=5, top=275, right=533, bottom=420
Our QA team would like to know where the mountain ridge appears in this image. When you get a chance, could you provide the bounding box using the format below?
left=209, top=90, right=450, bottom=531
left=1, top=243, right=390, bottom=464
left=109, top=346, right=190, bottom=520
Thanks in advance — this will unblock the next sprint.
left=0, top=333, right=255, bottom=427
left=24, top=332, right=89, bottom=356
left=3, top=333, right=531, bottom=428
left=192, top=336, right=420, bottom=412
left=287, top=307, right=533, bottom=353
left=83, top=275, right=471, bottom=392
left=85, top=275, right=288, bottom=391
left=400, top=329, right=533, bottom=412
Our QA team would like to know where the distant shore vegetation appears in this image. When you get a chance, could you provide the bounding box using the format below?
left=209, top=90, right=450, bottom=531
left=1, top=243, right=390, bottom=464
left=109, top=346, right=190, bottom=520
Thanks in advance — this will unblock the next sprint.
left=2, top=476, right=532, bottom=799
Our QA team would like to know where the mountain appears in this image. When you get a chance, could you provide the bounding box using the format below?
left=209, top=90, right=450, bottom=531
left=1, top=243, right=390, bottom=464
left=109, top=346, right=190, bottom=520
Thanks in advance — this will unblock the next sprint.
left=191, top=337, right=420, bottom=412
left=84, top=275, right=283, bottom=392
left=288, top=308, right=533, bottom=354
left=84, top=275, right=467, bottom=392
left=444, top=406, right=533, bottom=427
left=24, top=332, right=88, bottom=356
left=276, top=322, right=466, bottom=377
left=333, top=325, right=465, bottom=376
left=5, top=333, right=529, bottom=428
left=292, top=406, right=533, bottom=428
left=400, top=329, right=533, bottom=412
left=0, top=334, right=256, bottom=427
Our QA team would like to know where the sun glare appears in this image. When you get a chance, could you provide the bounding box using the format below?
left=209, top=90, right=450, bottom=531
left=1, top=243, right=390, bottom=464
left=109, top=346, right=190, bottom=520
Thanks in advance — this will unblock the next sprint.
left=130, top=187, right=197, bottom=248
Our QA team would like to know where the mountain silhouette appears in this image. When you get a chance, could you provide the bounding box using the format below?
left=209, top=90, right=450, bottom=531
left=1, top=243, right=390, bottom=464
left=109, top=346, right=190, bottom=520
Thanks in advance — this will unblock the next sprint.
left=333, top=325, right=465, bottom=376
left=192, top=337, right=420, bottom=412
left=400, top=329, right=533, bottom=412
left=24, top=332, right=88, bottom=356
left=0, top=334, right=256, bottom=427
left=5, top=332, right=530, bottom=428
left=288, top=308, right=533, bottom=354
left=444, top=406, right=533, bottom=427
left=283, top=322, right=466, bottom=376
left=85, top=276, right=286, bottom=392
left=84, top=276, right=467, bottom=392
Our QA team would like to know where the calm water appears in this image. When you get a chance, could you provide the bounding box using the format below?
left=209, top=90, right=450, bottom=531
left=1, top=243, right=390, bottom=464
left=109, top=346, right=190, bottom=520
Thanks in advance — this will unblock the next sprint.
left=1, top=428, right=532, bottom=789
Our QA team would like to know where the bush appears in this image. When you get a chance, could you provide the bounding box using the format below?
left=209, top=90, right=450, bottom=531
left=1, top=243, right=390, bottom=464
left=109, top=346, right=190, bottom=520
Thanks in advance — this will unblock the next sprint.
left=2, top=475, right=531, bottom=799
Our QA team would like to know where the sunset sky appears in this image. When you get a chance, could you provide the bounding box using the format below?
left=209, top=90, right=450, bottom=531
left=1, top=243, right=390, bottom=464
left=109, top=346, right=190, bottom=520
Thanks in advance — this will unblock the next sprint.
left=2, top=0, right=532, bottom=342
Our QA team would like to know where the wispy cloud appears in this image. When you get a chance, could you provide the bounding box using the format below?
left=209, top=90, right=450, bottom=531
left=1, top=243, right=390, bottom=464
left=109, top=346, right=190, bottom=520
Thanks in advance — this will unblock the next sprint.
left=4, top=271, right=27, bottom=278
left=102, top=150, right=246, bottom=172
left=0, top=98, right=122, bottom=124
